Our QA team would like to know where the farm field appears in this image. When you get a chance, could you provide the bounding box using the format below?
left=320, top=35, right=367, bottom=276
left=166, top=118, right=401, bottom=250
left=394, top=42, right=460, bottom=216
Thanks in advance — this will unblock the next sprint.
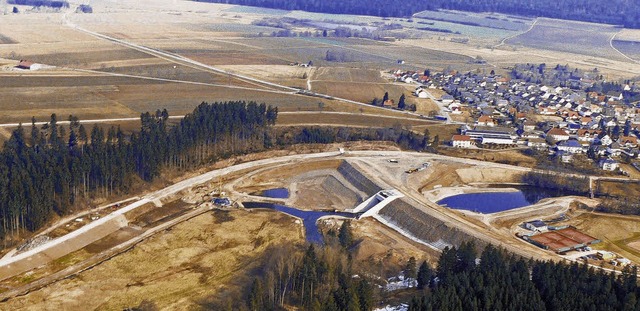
left=276, top=112, right=435, bottom=128
left=506, top=18, right=625, bottom=61
left=612, top=40, right=640, bottom=62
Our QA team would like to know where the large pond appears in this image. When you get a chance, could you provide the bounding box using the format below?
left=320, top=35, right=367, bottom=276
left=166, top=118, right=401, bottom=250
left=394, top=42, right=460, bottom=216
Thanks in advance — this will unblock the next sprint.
left=243, top=202, right=356, bottom=244
left=437, top=186, right=581, bottom=214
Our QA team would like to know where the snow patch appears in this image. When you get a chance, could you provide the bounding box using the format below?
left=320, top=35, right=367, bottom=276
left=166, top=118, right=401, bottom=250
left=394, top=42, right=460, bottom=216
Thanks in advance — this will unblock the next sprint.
left=384, top=275, right=417, bottom=291
left=374, top=304, right=409, bottom=311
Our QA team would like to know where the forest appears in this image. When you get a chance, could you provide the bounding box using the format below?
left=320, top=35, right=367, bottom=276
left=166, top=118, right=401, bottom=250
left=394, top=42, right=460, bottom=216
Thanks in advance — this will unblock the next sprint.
left=194, top=0, right=640, bottom=29
left=0, top=101, right=277, bottom=243
left=0, top=101, right=431, bottom=244
left=214, top=223, right=640, bottom=311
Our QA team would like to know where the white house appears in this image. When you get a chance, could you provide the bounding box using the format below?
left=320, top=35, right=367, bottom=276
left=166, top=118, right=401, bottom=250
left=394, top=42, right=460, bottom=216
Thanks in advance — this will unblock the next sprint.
left=452, top=135, right=473, bottom=148
left=546, top=128, right=570, bottom=142
left=557, top=139, right=583, bottom=154
left=481, top=136, right=514, bottom=145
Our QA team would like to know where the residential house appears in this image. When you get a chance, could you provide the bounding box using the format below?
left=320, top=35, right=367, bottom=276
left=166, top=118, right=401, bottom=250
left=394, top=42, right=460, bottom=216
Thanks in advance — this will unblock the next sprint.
left=546, top=128, right=570, bottom=142
left=557, top=139, right=583, bottom=154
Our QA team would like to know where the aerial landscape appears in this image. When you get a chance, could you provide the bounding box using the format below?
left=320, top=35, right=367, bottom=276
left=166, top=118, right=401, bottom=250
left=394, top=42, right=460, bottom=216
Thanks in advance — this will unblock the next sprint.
left=2, top=0, right=640, bottom=310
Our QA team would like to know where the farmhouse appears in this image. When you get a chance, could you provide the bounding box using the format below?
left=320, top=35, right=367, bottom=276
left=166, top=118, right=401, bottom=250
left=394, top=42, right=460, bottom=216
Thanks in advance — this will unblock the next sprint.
left=451, top=135, right=473, bottom=148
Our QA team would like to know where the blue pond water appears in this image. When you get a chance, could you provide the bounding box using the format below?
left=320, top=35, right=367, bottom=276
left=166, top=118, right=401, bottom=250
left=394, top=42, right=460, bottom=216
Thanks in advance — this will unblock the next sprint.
left=259, top=188, right=290, bottom=199
left=243, top=202, right=356, bottom=244
left=437, top=187, right=572, bottom=214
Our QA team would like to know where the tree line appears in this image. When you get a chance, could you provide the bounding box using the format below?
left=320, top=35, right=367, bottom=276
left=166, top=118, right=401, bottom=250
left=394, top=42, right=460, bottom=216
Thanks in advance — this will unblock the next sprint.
left=409, top=243, right=640, bottom=311
left=194, top=0, right=640, bottom=29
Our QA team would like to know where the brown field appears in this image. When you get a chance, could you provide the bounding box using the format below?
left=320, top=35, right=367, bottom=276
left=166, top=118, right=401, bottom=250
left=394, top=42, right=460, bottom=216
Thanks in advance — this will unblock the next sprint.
left=0, top=210, right=304, bottom=310
left=277, top=112, right=434, bottom=128
left=572, top=212, right=640, bottom=263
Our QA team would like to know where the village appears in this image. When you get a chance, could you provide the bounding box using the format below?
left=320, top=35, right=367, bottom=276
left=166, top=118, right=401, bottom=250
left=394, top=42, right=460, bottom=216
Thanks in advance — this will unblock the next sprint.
left=390, top=64, right=640, bottom=173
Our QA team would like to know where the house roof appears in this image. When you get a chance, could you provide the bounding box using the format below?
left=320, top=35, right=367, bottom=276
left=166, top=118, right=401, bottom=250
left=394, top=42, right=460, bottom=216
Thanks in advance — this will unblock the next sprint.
left=558, top=139, right=581, bottom=147
left=577, top=129, right=601, bottom=136
left=547, top=128, right=569, bottom=137
left=620, top=136, right=638, bottom=145
left=452, top=135, right=472, bottom=141
left=478, top=115, right=494, bottom=123
left=17, top=60, right=33, bottom=68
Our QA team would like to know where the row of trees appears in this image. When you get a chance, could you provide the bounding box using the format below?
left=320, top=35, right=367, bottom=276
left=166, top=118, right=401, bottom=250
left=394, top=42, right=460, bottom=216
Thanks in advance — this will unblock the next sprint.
left=521, top=171, right=590, bottom=194
left=0, top=101, right=277, bottom=241
left=194, top=0, right=640, bottom=29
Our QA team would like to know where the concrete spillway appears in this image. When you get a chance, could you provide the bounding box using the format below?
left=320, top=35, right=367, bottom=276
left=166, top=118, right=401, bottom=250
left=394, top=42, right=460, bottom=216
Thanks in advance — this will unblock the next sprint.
left=337, top=160, right=481, bottom=250
left=348, top=189, right=404, bottom=218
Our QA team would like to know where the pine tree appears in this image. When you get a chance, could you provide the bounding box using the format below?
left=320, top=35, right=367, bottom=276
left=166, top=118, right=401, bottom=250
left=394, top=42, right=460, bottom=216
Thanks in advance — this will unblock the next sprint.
left=398, top=94, right=406, bottom=110
left=417, top=261, right=432, bottom=290
left=338, top=220, right=353, bottom=249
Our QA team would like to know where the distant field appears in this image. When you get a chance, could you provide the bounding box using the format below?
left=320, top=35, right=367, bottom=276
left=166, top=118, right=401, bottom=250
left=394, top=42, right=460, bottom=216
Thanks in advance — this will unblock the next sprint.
left=276, top=112, right=433, bottom=128
left=507, top=18, right=624, bottom=60
left=312, top=67, right=385, bottom=83
left=612, top=40, right=640, bottom=61
left=414, top=10, right=531, bottom=32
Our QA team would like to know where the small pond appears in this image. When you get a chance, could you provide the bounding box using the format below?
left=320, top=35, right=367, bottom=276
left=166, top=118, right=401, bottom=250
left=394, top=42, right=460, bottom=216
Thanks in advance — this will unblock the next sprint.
left=437, top=186, right=582, bottom=214
left=255, top=188, right=290, bottom=199
left=243, top=202, right=356, bottom=244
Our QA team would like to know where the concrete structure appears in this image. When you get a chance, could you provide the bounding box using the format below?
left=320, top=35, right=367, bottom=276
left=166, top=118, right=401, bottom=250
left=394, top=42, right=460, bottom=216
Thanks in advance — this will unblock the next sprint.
left=348, top=189, right=404, bottom=218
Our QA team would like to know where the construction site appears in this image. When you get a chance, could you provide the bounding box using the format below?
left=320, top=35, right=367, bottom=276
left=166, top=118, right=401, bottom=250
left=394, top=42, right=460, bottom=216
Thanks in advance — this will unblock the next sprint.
left=1, top=145, right=630, bottom=309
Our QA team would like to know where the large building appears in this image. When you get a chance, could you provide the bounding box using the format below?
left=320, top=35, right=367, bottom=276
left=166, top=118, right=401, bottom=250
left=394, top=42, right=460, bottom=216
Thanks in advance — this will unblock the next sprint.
left=525, top=226, right=600, bottom=253
left=451, top=135, right=473, bottom=148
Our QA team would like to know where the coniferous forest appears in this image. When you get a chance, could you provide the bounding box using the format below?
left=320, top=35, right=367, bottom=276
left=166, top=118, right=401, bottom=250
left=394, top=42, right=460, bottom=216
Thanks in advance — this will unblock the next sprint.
left=194, top=0, right=640, bottom=29
left=0, top=101, right=277, bottom=241
left=229, top=235, right=640, bottom=311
